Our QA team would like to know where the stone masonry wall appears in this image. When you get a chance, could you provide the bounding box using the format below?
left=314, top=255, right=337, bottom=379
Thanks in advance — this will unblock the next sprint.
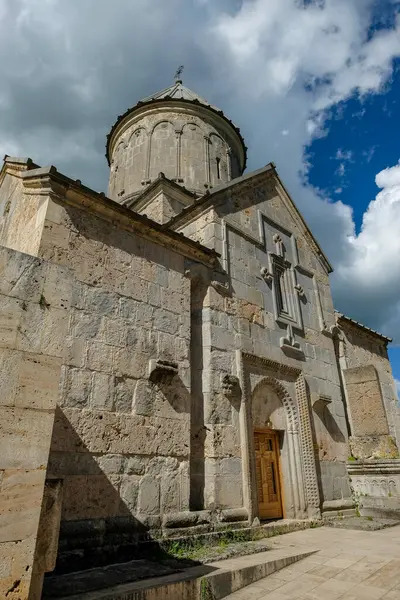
left=178, top=175, right=352, bottom=514
left=339, top=319, right=400, bottom=449
left=35, top=194, right=193, bottom=566
left=0, top=247, right=67, bottom=600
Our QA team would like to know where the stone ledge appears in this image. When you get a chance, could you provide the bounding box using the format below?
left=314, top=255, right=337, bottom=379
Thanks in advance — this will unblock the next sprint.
left=49, top=549, right=316, bottom=600
left=347, top=459, right=400, bottom=475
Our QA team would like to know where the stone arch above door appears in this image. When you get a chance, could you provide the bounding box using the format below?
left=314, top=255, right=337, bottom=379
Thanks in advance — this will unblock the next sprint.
left=237, top=351, right=321, bottom=521
left=252, top=376, right=298, bottom=434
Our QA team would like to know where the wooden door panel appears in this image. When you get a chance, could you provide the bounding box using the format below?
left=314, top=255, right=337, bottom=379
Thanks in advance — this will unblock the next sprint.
left=254, top=430, right=282, bottom=519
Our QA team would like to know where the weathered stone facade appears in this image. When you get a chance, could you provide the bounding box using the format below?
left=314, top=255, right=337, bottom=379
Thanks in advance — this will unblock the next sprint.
left=1, top=80, right=399, bottom=598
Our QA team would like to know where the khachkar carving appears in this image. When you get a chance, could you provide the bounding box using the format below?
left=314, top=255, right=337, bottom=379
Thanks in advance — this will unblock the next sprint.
left=295, top=373, right=321, bottom=514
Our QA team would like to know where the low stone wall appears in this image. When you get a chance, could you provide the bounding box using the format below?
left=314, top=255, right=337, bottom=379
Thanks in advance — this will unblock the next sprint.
left=347, top=459, right=400, bottom=518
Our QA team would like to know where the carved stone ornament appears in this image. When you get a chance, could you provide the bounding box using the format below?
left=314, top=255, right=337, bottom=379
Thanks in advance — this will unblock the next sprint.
left=260, top=266, right=273, bottom=284
left=273, top=233, right=284, bottom=257
left=148, top=359, right=178, bottom=383
left=221, top=374, right=241, bottom=398
left=294, top=283, right=305, bottom=298
left=280, top=324, right=304, bottom=357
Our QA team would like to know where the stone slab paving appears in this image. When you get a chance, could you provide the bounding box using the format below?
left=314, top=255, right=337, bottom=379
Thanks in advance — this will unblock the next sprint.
left=224, top=524, right=400, bottom=599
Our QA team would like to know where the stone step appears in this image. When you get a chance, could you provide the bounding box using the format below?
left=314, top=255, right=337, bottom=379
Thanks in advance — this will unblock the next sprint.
left=52, top=548, right=316, bottom=600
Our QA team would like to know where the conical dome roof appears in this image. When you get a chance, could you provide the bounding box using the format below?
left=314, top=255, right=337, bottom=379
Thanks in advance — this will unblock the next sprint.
left=140, top=80, right=219, bottom=111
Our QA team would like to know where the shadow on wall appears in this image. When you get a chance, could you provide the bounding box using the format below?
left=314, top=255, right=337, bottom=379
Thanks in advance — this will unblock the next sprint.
left=43, top=368, right=196, bottom=598
left=315, top=406, right=346, bottom=444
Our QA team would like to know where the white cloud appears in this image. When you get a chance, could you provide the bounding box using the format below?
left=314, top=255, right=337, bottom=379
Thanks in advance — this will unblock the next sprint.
left=204, top=0, right=400, bottom=339
left=363, top=146, right=377, bottom=163
left=395, top=379, right=400, bottom=402
left=334, top=160, right=400, bottom=337
left=335, top=149, right=353, bottom=162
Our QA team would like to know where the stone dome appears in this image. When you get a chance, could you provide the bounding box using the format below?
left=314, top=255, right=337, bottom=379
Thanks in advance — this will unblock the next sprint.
left=106, top=80, right=247, bottom=203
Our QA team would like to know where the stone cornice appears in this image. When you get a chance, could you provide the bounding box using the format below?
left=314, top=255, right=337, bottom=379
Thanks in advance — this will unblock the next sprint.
left=21, top=167, right=218, bottom=269
left=347, top=459, right=400, bottom=475
left=335, top=312, right=391, bottom=344
left=242, top=352, right=302, bottom=376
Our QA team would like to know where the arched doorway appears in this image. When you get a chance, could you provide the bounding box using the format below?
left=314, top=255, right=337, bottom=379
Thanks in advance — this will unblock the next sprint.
left=251, top=378, right=307, bottom=520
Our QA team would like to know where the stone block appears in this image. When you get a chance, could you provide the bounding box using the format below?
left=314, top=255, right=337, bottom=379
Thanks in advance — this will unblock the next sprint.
left=135, top=303, right=154, bottom=327
left=125, top=457, right=146, bottom=476
left=85, top=287, right=119, bottom=316
left=15, top=302, right=45, bottom=354
left=99, top=316, right=126, bottom=347
left=162, top=511, right=197, bottom=528
left=114, top=349, right=148, bottom=379
left=15, top=353, right=62, bottom=411
left=37, top=306, right=69, bottom=358
left=153, top=309, right=179, bottom=335
left=60, top=367, right=92, bottom=409
left=71, top=310, right=102, bottom=340
left=220, top=457, right=243, bottom=476
left=62, top=475, right=121, bottom=520
left=122, top=277, right=148, bottom=303
left=96, top=454, right=125, bottom=475
left=43, top=263, right=73, bottom=310
left=161, top=288, right=187, bottom=314
left=87, top=341, right=114, bottom=373
left=0, top=406, right=55, bottom=470
left=0, top=348, right=21, bottom=407
left=64, top=336, right=87, bottom=368
left=0, top=468, right=45, bottom=543
left=205, top=425, right=241, bottom=458
left=349, top=435, right=399, bottom=460
left=147, top=283, right=161, bottom=307
left=120, top=476, right=140, bottom=513
left=138, top=476, right=160, bottom=515
left=157, top=332, right=178, bottom=362
left=118, top=296, right=139, bottom=319
left=0, top=248, right=45, bottom=302
left=0, top=295, right=22, bottom=349
left=91, top=372, right=115, bottom=411
left=114, top=375, right=136, bottom=413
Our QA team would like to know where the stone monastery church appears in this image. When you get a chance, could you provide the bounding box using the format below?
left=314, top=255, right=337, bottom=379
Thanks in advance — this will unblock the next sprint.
left=1, top=77, right=400, bottom=597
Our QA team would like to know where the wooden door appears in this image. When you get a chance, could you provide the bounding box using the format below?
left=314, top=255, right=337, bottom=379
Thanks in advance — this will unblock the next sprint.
left=254, top=430, right=283, bottom=519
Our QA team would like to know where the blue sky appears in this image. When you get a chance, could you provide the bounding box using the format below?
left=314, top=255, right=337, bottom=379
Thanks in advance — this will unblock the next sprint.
left=307, top=58, right=400, bottom=385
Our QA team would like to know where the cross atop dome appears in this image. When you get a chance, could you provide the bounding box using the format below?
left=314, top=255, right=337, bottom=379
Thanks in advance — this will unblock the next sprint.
left=174, top=65, right=184, bottom=84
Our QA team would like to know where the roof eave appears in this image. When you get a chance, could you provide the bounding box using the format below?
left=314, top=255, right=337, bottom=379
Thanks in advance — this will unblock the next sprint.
left=336, top=311, right=392, bottom=344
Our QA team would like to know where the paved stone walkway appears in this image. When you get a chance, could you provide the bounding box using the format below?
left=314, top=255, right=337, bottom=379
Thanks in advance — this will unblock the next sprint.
left=225, top=524, right=400, bottom=599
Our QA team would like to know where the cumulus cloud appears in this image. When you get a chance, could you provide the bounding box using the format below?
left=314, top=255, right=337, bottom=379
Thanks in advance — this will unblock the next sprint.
left=395, top=379, right=400, bottom=403
left=1, top=0, right=400, bottom=341
left=334, top=160, right=400, bottom=337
